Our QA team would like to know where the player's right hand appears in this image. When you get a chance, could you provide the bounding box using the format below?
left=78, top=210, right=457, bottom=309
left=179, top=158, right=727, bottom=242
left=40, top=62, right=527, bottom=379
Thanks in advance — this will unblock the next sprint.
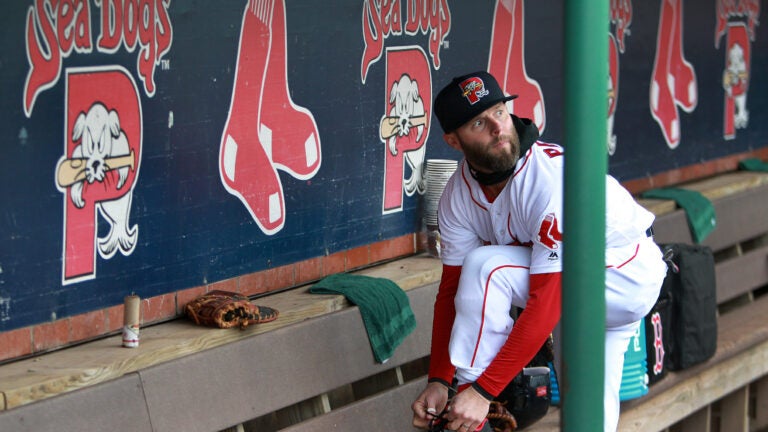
left=411, top=381, right=450, bottom=429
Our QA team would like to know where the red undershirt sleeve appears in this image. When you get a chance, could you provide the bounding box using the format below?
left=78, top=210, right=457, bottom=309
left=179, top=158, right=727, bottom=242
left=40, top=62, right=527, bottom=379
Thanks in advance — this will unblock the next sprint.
left=427, top=264, right=462, bottom=385
left=473, top=271, right=562, bottom=398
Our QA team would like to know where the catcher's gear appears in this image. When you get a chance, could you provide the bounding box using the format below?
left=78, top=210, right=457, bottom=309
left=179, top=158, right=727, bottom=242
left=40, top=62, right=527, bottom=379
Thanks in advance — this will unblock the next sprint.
left=185, top=290, right=279, bottom=330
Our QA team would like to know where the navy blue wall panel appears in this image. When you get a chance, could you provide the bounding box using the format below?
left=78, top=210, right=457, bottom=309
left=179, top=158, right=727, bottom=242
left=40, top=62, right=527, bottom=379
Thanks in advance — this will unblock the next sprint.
left=0, top=0, right=765, bottom=331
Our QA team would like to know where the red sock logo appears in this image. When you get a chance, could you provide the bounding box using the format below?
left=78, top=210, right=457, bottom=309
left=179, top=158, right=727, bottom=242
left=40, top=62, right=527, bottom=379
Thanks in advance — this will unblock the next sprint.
left=488, top=0, right=546, bottom=133
left=219, top=0, right=321, bottom=234
left=649, top=0, right=697, bottom=149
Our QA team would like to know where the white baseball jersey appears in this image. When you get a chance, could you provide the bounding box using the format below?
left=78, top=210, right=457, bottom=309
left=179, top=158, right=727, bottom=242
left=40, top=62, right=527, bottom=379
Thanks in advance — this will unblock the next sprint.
left=438, top=141, right=656, bottom=275
left=438, top=141, right=667, bottom=432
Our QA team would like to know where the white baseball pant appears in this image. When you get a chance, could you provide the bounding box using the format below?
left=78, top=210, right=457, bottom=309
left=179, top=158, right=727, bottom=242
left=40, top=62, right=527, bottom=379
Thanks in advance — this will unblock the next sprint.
left=449, top=241, right=665, bottom=432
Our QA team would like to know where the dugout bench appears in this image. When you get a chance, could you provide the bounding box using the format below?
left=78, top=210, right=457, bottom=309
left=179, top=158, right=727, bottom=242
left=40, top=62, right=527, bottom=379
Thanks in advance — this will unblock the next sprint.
left=1, top=170, right=768, bottom=432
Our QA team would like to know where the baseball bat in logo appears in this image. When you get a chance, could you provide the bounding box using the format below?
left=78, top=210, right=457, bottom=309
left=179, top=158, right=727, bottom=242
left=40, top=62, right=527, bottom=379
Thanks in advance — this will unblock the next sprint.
left=381, top=46, right=432, bottom=214
left=58, top=66, right=142, bottom=284
left=459, top=77, right=488, bottom=105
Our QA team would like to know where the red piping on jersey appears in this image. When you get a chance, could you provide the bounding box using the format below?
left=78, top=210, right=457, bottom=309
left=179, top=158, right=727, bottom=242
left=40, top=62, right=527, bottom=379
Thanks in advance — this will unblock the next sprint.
left=506, top=213, right=533, bottom=247
left=470, top=263, right=530, bottom=367
left=461, top=164, right=488, bottom=211
left=513, top=145, right=533, bottom=177
left=606, top=243, right=641, bottom=269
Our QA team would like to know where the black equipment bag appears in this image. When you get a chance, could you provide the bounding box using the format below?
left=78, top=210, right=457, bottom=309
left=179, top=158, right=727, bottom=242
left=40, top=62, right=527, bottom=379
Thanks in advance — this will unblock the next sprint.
left=658, top=243, right=718, bottom=371
left=493, top=332, right=555, bottom=430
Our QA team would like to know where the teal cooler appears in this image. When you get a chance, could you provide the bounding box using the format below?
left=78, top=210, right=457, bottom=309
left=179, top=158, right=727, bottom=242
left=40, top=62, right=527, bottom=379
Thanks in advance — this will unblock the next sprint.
left=548, top=362, right=560, bottom=405
left=619, top=323, right=649, bottom=401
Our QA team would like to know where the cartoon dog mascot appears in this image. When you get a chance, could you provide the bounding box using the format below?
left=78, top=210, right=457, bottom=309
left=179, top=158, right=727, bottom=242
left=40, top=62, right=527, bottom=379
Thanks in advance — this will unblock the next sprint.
left=386, top=74, right=426, bottom=196
left=70, top=102, right=137, bottom=258
left=723, top=42, right=749, bottom=129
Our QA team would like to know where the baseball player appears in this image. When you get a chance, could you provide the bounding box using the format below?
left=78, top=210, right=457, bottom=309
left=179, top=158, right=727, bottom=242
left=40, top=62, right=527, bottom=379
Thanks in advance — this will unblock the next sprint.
left=411, top=71, right=667, bottom=432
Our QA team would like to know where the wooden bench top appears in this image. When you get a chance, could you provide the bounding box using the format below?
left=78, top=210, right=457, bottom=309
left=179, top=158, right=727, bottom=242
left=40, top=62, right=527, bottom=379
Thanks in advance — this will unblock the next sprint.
left=636, top=170, right=768, bottom=217
left=1, top=170, right=767, bottom=421
left=0, top=255, right=442, bottom=411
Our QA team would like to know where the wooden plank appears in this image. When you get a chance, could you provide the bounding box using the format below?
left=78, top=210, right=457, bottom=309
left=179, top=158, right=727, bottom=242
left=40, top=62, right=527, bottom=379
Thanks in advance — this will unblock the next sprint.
left=641, top=174, right=768, bottom=250
left=280, top=378, right=427, bottom=432
left=685, top=172, right=768, bottom=202
left=679, top=406, right=711, bottom=432
left=649, top=210, right=693, bottom=245
left=617, top=339, right=768, bottom=431
left=137, top=282, right=437, bottom=432
left=0, top=255, right=442, bottom=411
left=715, top=245, right=768, bottom=303
left=0, top=373, right=152, bottom=432
left=704, top=184, right=768, bottom=251
left=273, top=395, right=330, bottom=427
left=720, top=386, right=749, bottom=432
left=638, top=198, right=677, bottom=217
left=753, top=375, right=768, bottom=431
left=636, top=172, right=768, bottom=219
left=358, top=255, right=443, bottom=290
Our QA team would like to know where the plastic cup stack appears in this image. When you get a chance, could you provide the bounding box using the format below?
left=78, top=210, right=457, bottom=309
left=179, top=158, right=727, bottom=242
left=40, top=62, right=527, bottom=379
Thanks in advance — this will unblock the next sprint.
left=423, top=159, right=458, bottom=258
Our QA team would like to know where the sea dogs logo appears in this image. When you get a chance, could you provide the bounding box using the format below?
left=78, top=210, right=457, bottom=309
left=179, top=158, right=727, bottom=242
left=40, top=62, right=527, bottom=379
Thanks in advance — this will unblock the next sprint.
left=381, top=47, right=432, bottom=214
left=607, top=0, right=632, bottom=155
left=23, top=0, right=172, bottom=117
left=459, top=77, right=489, bottom=105
left=361, top=1, right=450, bottom=215
left=22, top=0, right=166, bottom=284
left=715, top=0, right=760, bottom=140
left=360, top=0, right=451, bottom=84
left=56, top=67, right=142, bottom=284
left=607, top=34, right=619, bottom=155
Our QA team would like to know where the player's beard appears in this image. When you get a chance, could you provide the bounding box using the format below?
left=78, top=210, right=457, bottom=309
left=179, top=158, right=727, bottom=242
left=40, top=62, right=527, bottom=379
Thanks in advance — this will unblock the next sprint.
left=460, top=133, right=521, bottom=174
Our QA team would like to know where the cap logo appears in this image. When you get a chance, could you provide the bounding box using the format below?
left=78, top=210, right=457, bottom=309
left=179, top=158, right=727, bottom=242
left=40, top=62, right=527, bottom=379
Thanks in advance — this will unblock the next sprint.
left=459, top=77, right=489, bottom=105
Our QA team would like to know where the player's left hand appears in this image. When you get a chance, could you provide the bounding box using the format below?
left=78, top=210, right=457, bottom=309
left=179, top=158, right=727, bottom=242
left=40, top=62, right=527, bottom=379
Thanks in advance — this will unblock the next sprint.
left=445, top=386, right=490, bottom=432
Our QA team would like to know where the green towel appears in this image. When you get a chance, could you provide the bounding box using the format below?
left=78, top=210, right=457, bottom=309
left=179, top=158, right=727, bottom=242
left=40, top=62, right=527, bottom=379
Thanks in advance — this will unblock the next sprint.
left=642, top=187, right=716, bottom=243
left=310, top=273, right=417, bottom=363
left=738, top=158, right=768, bottom=172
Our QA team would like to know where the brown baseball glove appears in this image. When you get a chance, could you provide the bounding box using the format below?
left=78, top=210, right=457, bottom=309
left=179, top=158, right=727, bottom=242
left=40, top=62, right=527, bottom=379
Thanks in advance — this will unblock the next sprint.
left=487, top=401, right=518, bottom=432
left=185, top=290, right=279, bottom=330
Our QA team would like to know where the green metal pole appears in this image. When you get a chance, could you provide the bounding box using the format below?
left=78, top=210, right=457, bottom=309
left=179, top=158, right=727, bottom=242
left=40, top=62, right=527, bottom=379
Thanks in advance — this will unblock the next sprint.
left=561, top=1, right=609, bottom=431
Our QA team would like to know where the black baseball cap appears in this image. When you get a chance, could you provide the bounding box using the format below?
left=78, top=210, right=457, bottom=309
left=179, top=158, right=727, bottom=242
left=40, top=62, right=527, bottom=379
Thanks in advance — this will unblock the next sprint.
left=434, top=71, right=518, bottom=133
